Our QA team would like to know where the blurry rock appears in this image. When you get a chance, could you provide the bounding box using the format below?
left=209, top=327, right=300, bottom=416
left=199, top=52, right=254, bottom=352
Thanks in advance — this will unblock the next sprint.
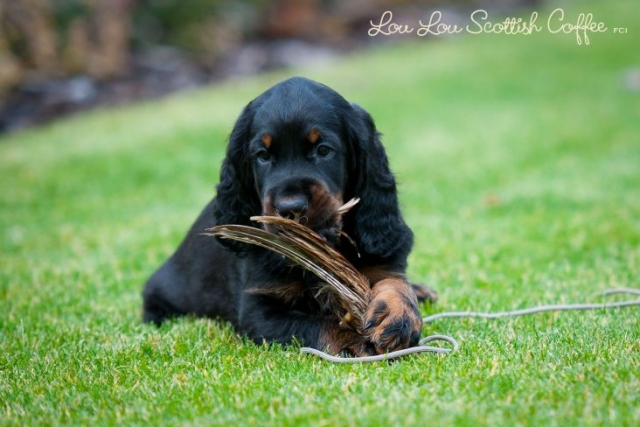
left=215, top=40, right=339, bottom=78
left=57, top=76, right=97, bottom=104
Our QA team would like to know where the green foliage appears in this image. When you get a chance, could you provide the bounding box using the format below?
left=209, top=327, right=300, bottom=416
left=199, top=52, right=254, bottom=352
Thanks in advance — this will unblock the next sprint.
left=1, top=0, right=639, bottom=425
left=133, top=0, right=225, bottom=48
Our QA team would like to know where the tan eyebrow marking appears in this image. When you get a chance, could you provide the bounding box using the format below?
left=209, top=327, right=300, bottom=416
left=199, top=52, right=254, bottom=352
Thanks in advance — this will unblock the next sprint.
left=308, top=129, right=320, bottom=144
left=261, top=133, right=272, bottom=149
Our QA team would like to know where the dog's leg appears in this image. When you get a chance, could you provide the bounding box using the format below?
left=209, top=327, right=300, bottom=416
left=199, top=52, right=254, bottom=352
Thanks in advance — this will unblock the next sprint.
left=360, top=268, right=423, bottom=353
left=237, top=294, right=373, bottom=356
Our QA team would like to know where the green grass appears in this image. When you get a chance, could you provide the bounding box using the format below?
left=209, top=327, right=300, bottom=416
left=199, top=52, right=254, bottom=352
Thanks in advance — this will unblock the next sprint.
left=2, top=0, right=639, bottom=425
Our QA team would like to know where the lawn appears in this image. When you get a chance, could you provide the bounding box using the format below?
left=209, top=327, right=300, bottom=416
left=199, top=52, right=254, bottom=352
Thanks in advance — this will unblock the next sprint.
left=2, top=0, right=639, bottom=425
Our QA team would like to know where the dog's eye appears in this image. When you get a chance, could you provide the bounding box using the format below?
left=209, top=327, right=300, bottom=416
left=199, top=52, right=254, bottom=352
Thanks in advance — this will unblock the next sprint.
left=256, top=150, right=271, bottom=163
left=316, top=145, right=333, bottom=157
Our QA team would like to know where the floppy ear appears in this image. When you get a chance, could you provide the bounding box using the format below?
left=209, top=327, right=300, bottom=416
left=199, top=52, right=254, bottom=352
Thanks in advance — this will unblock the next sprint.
left=213, top=102, right=262, bottom=253
left=345, top=104, right=414, bottom=266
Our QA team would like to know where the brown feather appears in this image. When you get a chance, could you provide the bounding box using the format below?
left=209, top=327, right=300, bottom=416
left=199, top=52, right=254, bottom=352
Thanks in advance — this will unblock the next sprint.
left=204, top=198, right=370, bottom=332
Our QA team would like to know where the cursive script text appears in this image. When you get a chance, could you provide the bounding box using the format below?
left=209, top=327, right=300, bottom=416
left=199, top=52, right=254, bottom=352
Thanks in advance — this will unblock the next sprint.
left=368, top=8, right=612, bottom=46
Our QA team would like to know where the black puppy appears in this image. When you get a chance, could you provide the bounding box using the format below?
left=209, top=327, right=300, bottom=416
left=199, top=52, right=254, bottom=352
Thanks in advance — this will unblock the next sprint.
left=142, top=77, right=434, bottom=356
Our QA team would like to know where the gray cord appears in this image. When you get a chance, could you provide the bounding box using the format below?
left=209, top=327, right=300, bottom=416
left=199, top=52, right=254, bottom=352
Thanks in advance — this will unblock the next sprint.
left=596, top=288, right=640, bottom=297
left=300, top=335, right=459, bottom=363
left=422, top=298, right=640, bottom=323
left=300, top=288, right=640, bottom=363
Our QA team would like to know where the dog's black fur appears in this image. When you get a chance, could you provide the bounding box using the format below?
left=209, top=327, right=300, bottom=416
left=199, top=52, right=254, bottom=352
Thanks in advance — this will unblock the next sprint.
left=142, top=77, right=433, bottom=355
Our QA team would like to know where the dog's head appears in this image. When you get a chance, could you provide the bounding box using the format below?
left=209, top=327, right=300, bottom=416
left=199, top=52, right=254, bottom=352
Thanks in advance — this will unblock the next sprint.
left=214, top=77, right=412, bottom=264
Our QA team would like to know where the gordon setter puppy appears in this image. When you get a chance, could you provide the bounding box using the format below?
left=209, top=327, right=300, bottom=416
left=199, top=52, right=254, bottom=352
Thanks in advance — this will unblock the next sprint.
left=142, top=77, right=435, bottom=356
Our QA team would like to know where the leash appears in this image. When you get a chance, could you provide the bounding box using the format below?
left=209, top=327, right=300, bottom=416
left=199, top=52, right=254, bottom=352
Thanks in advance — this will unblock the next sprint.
left=300, top=288, right=640, bottom=363
left=300, top=335, right=459, bottom=363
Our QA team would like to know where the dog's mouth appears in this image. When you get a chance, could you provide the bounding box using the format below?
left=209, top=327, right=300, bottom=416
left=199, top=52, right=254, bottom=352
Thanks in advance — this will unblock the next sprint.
left=263, top=204, right=342, bottom=245
left=261, top=183, right=356, bottom=245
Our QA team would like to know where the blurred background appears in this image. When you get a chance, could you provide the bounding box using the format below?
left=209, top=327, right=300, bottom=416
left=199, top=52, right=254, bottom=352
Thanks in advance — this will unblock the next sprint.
left=0, top=0, right=538, bottom=132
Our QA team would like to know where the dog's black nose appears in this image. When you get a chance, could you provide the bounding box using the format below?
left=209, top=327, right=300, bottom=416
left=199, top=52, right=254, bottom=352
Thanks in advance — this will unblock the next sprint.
left=274, top=195, right=308, bottom=218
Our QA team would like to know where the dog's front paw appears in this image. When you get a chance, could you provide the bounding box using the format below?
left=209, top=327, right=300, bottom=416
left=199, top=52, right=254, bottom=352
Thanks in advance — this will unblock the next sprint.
left=363, top=279, right=422, bottom=353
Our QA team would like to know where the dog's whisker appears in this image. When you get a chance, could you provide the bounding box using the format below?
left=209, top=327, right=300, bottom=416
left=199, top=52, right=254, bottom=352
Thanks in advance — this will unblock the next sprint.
left=340, top=231, right=361, bottom=258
